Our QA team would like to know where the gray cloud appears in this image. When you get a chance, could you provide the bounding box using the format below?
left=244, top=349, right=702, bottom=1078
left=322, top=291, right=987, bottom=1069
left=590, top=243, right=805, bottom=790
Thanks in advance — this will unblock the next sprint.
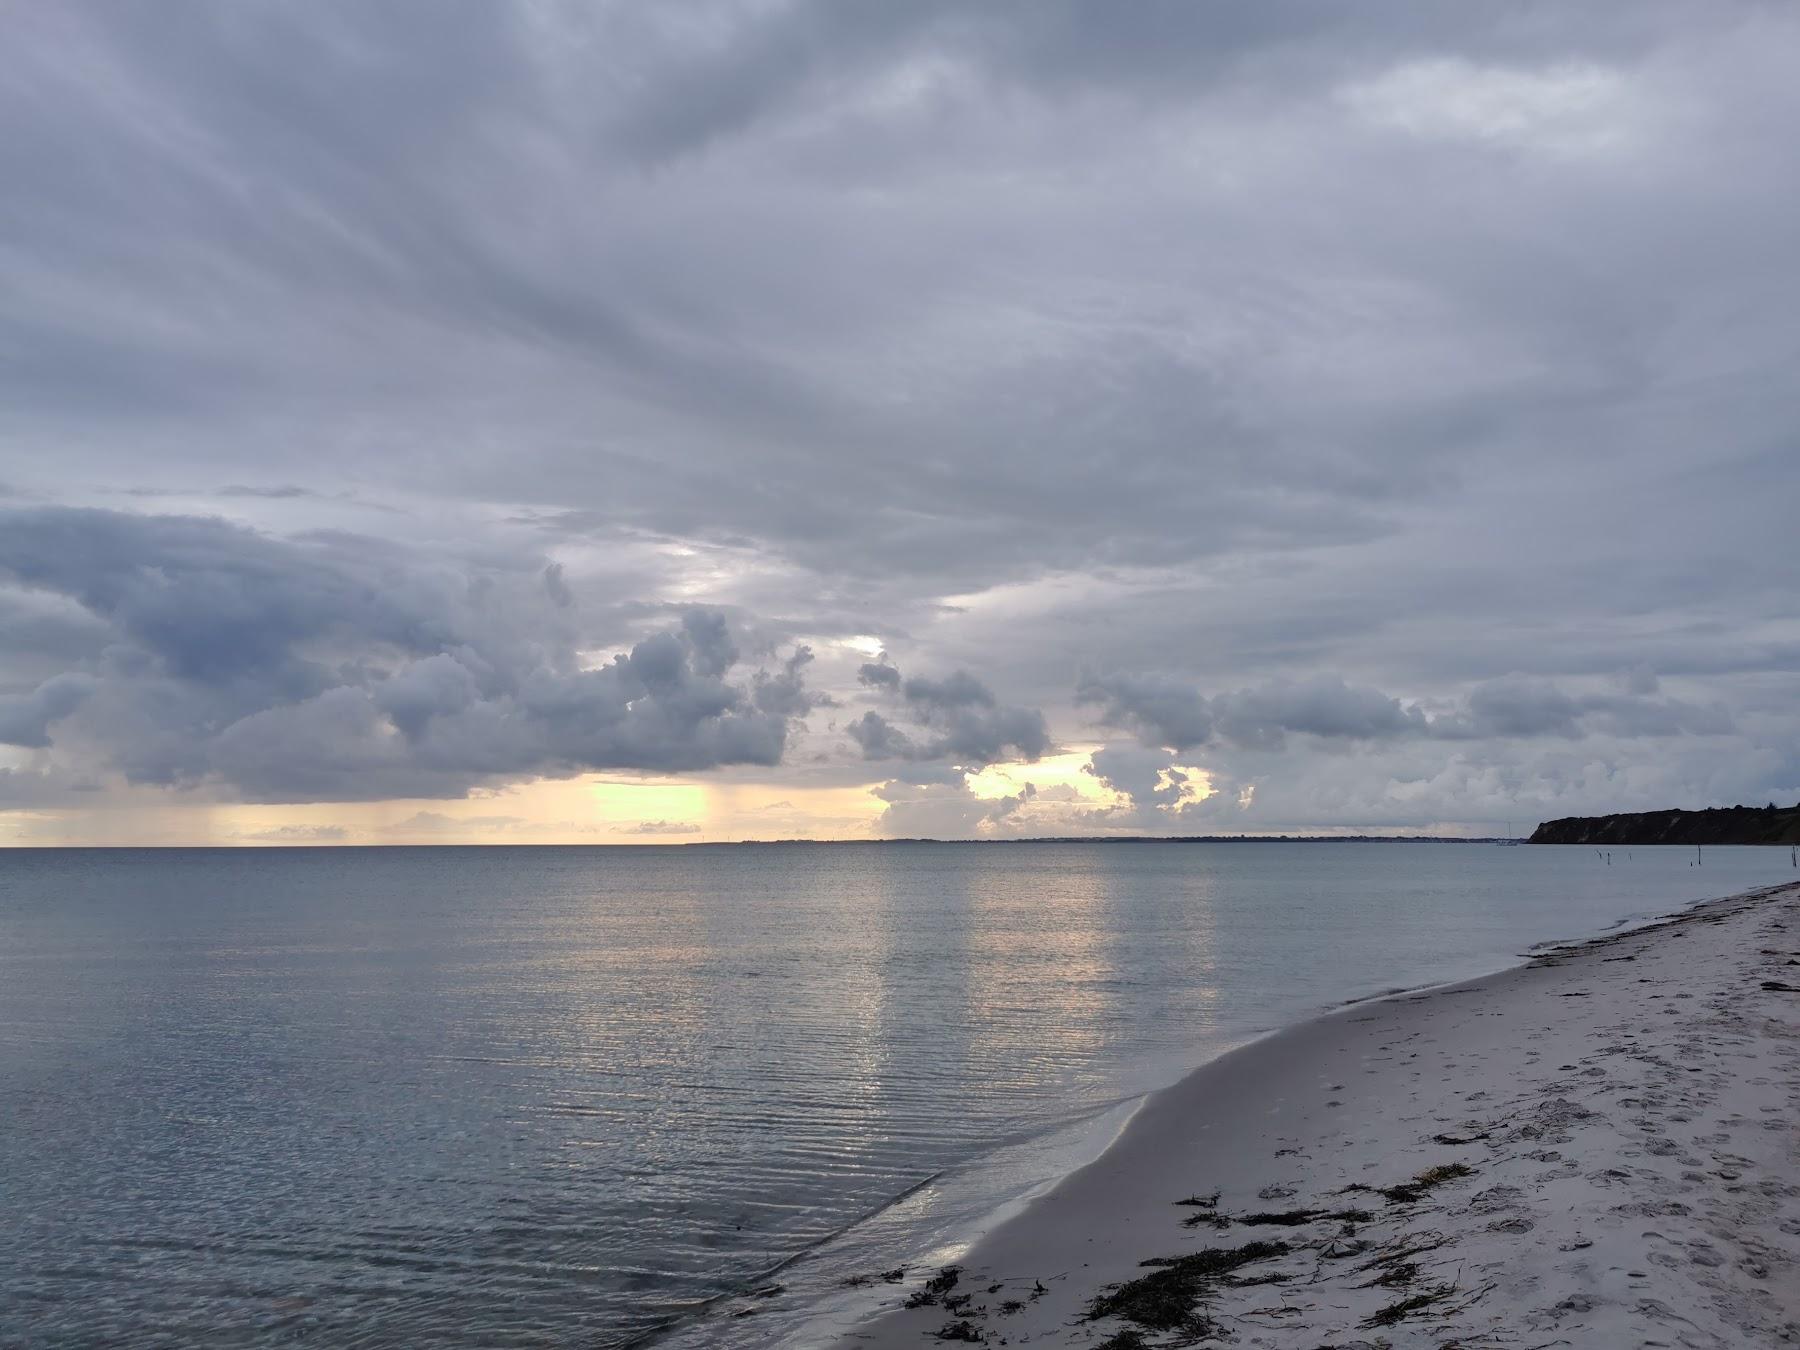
left=1081, top=668, right=1737, bottom=757
left=3, top=4, right=1799, bottom=834
left=849, top=659, right=1050, bottom=766
left=0, top=506, right=816, bottom=802
left=868, top=771, right=1039, bottom=839
left=0, top=672, right=98, bottom=749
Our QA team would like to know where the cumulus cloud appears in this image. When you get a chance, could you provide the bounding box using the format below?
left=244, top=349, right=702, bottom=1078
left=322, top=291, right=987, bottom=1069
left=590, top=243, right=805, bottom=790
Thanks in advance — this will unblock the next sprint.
left=754, top=645, right=831, bottom=718
left=868, top=772, right=1040, bottom=839
left=1084, top=744, right=1195, bottom=816
left=0, top=507, right=819, bottom=802
left=848, top=658, right=1050, bottom=766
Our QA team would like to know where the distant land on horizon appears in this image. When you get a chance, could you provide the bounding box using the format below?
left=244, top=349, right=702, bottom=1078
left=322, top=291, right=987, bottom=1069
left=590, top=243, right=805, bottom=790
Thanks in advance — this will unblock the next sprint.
left=1529, top=804, right=1800, bottom=847
left=4, top=834, right=1513, bottom=851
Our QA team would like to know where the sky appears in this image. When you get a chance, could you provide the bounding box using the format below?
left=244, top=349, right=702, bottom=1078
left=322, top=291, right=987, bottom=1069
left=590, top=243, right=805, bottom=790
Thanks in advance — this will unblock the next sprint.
left=2, top=1, right=1798, bottom=845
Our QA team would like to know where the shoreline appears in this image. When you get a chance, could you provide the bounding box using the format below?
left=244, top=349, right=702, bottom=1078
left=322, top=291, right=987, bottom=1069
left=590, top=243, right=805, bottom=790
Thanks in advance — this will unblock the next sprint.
left=830, top=880, right=1800, bottom=1346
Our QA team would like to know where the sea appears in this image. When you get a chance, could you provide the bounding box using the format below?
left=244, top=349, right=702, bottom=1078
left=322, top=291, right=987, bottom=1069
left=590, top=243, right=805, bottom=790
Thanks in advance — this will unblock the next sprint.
left=1, top=841, right=1790, bottom=1347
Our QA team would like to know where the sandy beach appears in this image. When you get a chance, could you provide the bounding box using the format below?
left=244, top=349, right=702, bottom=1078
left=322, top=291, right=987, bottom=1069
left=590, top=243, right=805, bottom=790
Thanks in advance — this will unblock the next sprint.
left=834, top=880, right=1800, bottom=1347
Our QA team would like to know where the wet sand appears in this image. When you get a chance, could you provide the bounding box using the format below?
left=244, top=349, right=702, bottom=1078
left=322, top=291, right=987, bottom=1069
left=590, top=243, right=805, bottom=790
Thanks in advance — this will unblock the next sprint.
left=833, top=880, right=1800, bottom=1347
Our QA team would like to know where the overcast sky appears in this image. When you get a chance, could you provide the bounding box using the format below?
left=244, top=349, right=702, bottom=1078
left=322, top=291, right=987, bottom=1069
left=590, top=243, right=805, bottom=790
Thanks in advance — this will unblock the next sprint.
left=3, top=1, right=1797, bottom=844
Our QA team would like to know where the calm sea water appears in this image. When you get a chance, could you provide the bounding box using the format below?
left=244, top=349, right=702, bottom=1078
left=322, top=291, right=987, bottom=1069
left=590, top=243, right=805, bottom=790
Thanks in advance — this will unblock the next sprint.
left=1, top=841, right=1789, bottom=1347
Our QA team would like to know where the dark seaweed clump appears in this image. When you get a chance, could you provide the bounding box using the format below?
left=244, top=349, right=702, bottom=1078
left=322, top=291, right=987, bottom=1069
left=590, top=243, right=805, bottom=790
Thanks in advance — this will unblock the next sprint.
left=904, top=1265, right=963, bottom=1309
left=1362, top=1284, right=1456, bottom=1328
left=1232, top=1207, right=1375, bottom=1227
left=1085, top=1242, right=1289, bottom=1336
left=1372, top=1163, right=1475, bottom=1204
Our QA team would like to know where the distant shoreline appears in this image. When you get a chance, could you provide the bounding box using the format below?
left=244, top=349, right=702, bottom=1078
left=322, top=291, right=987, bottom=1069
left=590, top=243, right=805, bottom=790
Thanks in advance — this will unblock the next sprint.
left=0, top=834, right=1523, bottom=850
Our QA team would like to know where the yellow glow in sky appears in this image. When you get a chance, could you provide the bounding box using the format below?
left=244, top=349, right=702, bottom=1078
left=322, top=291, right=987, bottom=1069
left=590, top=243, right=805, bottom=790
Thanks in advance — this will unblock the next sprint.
left=965, top=750, right=1213, bottom=809
left=0, top=771, right=891, bottom=846
left=965, top=749, right=1113, bottom=801
left=0, top=750, right=1219, bottom=846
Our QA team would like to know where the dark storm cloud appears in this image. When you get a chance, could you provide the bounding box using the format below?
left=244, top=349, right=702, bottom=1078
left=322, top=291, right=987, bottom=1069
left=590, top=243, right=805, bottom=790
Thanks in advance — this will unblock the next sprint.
left=2, top=3, right=1799, bottom=831
left=0, top=507, right=815, bottom=801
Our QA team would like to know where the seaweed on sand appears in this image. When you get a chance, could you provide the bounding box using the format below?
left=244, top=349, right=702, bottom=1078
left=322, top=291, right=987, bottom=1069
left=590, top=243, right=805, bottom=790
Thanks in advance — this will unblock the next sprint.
left=1361, top=1283, right=1456, bottom=1328
left=1360, top=1260, right=1419, bottom=1288
left=1233, top=1207, right=1375, bottom=1227
left=904, top=1265, right=963, bottom=1309
left=1085, top=1242, right=1289, bottom=1336
left=1174, top=1191, right=1221, bottom=1208
left=1175, top=1191, right=1231, bottom=1228
left=1180, top=1209, right=1232, bottom=1230
left=1378, top=1163, right=1474, bottom=1204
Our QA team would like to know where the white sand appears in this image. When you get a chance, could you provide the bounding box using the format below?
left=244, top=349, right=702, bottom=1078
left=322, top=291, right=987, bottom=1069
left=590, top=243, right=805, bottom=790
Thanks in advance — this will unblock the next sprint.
left=832, top=881, right=1800, bottom=1347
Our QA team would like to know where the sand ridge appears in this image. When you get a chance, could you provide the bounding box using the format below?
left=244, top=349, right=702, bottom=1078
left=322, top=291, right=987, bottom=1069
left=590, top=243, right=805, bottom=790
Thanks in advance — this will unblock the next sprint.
left=833, top=881, right=1800, bottom=1347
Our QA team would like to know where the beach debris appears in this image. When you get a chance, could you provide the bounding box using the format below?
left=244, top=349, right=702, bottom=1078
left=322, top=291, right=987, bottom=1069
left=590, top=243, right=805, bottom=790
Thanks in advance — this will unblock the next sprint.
left=903, top=1265, right=963, bottom=1309
left=1093, top=1331, right=1151, bottom=1350
left=1353, top=1231, right=1450, bottom=1280
left=1759, top=979, right=1799, bottom=992
left=1180, top=1210, right=1232, bottom=1230
left=1360, top=1260, right=1419, bottom=1288
left=1345, top=1163, right=1475, bottom=1205
left=1223, top=1270, right=1290, bottom=1288
left=1173, top=1190, right=1231, bottom=1228
left=1317, top=1236, right=1374, bottom=1261
left=1085, top=1241, right=1289, bottom=1336
left=1226, top=1207, right=1376, bottom=1228
left=1361, top=1283, right=1456, bottom=1328
left=931, top=1318, right=983, bottom=1341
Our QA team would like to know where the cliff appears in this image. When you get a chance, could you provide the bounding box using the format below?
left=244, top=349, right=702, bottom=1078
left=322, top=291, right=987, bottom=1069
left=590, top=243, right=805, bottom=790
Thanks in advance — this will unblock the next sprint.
left=1528, top=804, right=1800, bottom=846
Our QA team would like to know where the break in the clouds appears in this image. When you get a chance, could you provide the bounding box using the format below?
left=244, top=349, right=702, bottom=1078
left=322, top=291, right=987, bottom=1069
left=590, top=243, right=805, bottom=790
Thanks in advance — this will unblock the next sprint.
left=2, top=2, right=1798, bottom=839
